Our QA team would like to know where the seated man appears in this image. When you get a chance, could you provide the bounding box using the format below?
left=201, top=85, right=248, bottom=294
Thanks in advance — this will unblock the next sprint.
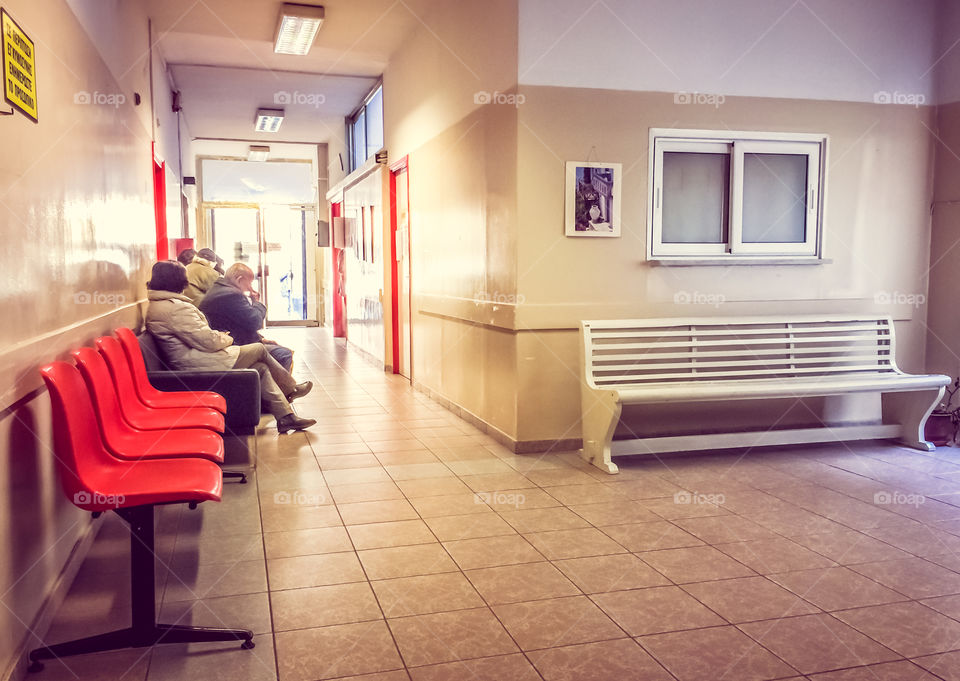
left=145, top=260, right=315, bottom=433
left=199, top=263, right=294, bottom=371
left=176, top=248, right=197, bottom=267
left=183, top=248, right=223, bottom=305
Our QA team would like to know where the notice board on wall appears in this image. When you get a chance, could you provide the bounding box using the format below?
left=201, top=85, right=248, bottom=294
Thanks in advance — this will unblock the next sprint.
left=2, top=8, right=37, bottom=122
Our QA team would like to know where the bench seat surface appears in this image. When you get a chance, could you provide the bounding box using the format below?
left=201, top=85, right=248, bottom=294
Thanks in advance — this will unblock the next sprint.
left=613, top=372, right=949, bottom=403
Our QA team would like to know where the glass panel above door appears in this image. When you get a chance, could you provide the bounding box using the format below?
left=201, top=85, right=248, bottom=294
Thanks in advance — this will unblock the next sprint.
left=201, top=160, right=315, bottom=205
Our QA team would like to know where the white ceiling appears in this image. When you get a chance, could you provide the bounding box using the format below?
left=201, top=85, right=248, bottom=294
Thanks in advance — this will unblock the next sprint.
left=171, top=65, right=374, bottom=144
left=150, top=0, right=438, bottom=147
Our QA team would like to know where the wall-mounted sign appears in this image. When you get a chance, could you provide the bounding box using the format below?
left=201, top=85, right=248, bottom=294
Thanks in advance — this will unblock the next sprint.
left=2, top=8, right=37, bottom=122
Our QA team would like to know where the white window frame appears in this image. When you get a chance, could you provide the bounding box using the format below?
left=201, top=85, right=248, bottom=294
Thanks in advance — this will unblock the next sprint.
left=346, top=82, right=384, bottom=173
left=648, top=129, right=827, bottom=262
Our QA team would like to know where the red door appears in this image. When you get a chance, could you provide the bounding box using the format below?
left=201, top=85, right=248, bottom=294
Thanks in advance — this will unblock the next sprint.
left=389, top=157, right=411, bottom=378
left=152, top=143, right=168, bottom=260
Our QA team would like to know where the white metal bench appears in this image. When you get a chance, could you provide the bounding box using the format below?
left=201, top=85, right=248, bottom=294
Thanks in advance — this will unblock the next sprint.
left=579, top=316, right=949, bottom=473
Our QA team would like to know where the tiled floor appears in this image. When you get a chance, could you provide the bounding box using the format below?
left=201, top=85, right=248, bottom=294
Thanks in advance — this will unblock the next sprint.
left=27, top=328, right=960, bottom=680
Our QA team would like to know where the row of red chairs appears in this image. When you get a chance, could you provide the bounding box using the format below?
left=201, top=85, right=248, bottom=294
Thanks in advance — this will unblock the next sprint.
left=28, top=327, right=254, bottom=672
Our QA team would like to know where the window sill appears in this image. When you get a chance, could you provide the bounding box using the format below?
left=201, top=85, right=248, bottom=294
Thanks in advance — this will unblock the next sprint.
left=649, top=257, right=830, bottom=266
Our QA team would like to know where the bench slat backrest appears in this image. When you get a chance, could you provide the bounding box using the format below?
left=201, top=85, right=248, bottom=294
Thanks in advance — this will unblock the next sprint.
left=582, top=316, right=899, bottom=389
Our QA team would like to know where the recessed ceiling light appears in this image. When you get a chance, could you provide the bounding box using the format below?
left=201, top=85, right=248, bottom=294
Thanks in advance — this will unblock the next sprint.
left=275, top=3, right=325, bottom=56
left=255, top=108, right=284, bottom=133
left=248, top=145, right=270, bottom=162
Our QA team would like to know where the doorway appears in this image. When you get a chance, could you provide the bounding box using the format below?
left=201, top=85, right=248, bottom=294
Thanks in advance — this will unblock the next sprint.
left=390, top=159, right=412, bottom=379
left=152, top=149, right=168, bottom=260
left=207, top=205, right=317, bottom=325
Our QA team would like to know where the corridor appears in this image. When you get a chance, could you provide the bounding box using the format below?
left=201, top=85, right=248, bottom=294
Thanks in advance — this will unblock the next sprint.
left=30, top=328, right=960, bottom=681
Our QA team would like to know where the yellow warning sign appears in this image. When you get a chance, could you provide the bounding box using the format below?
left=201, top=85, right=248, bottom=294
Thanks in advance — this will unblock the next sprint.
left=2, top=8, right=37, bottom=122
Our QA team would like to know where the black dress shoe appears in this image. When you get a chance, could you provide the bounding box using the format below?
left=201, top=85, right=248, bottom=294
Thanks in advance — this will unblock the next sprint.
left=286, top=381, right=313, bottom=402
left=277, top=414, right=317, bottom=434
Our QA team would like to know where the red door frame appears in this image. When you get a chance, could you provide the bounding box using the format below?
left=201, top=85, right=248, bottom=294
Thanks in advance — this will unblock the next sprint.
left=152, top=142, right=169, bottom=260
left=330, top=201, right=346, bottom=337
left=388, top=156, right=409, bottom=375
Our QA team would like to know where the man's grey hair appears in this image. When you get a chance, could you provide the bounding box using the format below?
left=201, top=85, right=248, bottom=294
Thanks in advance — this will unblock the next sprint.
left=224, top=262, right=254, bottom=285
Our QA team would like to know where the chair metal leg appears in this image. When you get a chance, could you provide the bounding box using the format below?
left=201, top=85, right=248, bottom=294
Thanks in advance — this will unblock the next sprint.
left=151, top=624, right=255, bottom=646
left=28, top=625, right=254, bottom=671
left=27, top=505, right=253, bottom=672
left=222, top=470, right=247, bottom=483
left=28, top=628, right=138, bottom=669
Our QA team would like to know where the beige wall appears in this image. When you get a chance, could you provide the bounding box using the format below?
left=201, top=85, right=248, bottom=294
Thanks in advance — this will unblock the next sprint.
left=385, top=0, right=520, bottom=159
left=925, top=0, right=960, bottom=379
left=381, top=0, right=521, bottom=437
left=925, top=100, right=960, bottom=378
left=407, top=107, right=520, bottom=438
left=0, top=0, right=177, bottom=676
left=513, top=86, right=937, bottom=441
left=936, top=0, right=960, bottom=105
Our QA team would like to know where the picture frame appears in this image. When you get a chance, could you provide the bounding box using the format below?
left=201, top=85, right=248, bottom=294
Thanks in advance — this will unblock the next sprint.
left=565, top=161, right=622, bottom=237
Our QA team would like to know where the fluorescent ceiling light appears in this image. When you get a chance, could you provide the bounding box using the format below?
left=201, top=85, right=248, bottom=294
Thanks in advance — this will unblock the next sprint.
left=275, top=3, right=324, bottom=55
left=255, top=108, right=284, bottom=133
left=248, top=145, right=270, bottom=162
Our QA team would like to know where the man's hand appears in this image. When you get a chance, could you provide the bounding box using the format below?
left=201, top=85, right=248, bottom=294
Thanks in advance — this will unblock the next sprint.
left=261, top=339, right=278, bottom=345
left=248, top=289, right=261, bottom=302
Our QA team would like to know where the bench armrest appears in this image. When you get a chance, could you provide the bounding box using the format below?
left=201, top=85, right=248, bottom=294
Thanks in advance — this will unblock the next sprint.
left=147, top=369, right=261, bottom=434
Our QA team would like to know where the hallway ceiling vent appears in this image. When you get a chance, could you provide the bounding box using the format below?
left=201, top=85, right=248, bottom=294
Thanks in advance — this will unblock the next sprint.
left=248, top=145, right=271, bottom=162
left=255, top=108, right=285, bottom=133
left=275, top=3, right=325, bottom=55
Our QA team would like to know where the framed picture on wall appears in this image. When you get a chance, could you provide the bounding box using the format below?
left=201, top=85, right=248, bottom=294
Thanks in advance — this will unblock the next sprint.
left=565, top=161, right=622, bottom=237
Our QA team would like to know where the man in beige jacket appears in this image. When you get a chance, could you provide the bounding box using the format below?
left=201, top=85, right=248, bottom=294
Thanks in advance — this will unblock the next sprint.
left=145, top=260, right=316, bottom=433
left=182, top=248, right=223, bottom=305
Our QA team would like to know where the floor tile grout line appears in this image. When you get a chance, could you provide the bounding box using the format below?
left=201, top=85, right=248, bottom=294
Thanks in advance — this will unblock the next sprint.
left=253, top=462, right=284, bottom=681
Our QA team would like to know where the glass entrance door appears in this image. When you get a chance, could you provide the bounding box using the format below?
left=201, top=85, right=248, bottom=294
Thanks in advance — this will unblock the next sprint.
left=261, top=205, right=316, bottom=323
left=208, top=205, right=316, bottom=324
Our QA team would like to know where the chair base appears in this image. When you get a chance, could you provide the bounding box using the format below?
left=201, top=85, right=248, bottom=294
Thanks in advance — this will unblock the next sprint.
left=28, top=624, right=254, bottom=672
left=223, top=470, right=247, bottom=483
left=27, top=504, right=253, bottom=672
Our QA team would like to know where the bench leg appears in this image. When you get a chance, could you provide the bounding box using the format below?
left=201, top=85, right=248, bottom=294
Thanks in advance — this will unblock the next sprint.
left=580, top=390, right=620, bottom=474
left=882, top=387, right=945, bottom=452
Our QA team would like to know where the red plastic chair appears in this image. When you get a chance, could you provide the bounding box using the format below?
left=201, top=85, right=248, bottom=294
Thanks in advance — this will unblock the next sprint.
left=29, top=362, right=253, bottom=672
left=71, top=348, right=224, bottom=463
left=114, top=326, right=227, bottom=414
left=94, top=337, right=225, bottom=433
